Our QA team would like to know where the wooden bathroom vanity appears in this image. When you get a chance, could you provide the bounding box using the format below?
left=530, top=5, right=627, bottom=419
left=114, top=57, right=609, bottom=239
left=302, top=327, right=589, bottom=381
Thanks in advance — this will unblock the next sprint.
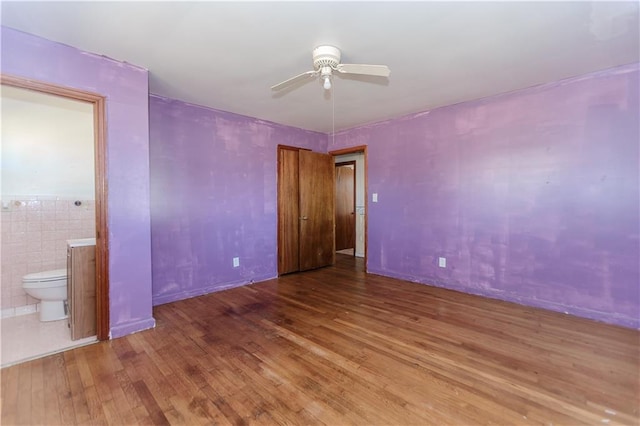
left=67, top=238, right=96, bottom=340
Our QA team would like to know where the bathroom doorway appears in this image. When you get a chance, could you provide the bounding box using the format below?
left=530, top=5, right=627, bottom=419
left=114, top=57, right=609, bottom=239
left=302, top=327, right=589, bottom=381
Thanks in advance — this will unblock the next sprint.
left=0, top=76, right=109, bottom=366
left=330, top=146, right=367, bottom=265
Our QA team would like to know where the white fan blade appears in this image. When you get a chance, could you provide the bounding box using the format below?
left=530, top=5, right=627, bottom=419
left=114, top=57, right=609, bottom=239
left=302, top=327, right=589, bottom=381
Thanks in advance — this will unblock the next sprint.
left=271, top=70, right=318, bottom=91
left=336, top=64, right=390, bottom=77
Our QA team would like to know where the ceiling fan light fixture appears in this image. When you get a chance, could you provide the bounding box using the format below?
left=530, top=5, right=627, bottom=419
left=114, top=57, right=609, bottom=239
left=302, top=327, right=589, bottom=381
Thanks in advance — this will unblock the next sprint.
left=323, top=75, right=332, bottom=90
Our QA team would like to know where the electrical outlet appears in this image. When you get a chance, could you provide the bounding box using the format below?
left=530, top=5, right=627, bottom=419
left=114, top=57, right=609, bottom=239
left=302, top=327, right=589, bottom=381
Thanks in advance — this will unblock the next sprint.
left=438, top=257, right=446, bottom=268
left=233, top=257, right=240, bottom=267
left=372, top=193, right=378, bottom=203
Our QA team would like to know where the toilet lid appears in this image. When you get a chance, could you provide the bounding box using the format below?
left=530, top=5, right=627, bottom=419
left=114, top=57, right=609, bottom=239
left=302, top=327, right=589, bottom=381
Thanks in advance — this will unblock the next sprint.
left=23, top=268, right=67, bottom=282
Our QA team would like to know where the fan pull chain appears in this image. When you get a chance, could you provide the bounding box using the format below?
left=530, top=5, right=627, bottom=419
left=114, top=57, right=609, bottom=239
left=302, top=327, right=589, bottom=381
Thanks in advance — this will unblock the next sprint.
left=332, top=82, right=335, bottom=147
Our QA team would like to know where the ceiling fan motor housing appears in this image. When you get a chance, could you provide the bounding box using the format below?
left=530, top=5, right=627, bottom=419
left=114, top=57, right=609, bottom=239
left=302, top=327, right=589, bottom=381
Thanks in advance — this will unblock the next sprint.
left=313, top=45, right=341, bottom=70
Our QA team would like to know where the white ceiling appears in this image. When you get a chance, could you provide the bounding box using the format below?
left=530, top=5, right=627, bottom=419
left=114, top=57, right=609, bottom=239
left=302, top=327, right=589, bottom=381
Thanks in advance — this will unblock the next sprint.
left=2, top=1, right=638, bottom=133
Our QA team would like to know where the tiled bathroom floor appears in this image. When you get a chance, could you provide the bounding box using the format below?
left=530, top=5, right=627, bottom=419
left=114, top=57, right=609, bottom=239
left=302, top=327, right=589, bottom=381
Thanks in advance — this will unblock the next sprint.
left=0, top=313, right=97, bottom=367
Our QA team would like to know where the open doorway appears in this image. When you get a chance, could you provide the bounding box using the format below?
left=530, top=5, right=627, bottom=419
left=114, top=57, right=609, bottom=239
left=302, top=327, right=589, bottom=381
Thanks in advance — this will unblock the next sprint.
left=331, top=146, right=367, bottom=265
left=335, top=161, right=356, bottom=256
left=1, top=75, right=109, bottom=366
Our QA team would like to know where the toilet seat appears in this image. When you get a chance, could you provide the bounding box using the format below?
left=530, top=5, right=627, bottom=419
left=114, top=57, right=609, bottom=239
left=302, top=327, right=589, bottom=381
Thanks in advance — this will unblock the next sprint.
left=22, top=269, right=67, bottom=285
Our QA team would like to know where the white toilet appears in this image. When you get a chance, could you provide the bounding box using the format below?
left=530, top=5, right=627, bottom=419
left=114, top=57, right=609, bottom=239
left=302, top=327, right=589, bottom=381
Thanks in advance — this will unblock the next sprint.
left=22, top=269, right=68, bottom=322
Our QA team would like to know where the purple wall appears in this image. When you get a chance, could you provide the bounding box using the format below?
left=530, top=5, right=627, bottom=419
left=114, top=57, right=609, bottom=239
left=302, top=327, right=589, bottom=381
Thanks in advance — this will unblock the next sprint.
left=330, top=63, right=640, bottom=328
left=5, top=27, right=636, bottom=330
left=1, top=27, right=155, bottom=337
left=149, top=95, right=326, bottom=305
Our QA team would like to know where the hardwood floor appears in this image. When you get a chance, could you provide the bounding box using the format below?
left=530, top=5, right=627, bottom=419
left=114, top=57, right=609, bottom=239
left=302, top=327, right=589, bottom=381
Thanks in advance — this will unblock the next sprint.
left=2, top=254, right=639, bottom=425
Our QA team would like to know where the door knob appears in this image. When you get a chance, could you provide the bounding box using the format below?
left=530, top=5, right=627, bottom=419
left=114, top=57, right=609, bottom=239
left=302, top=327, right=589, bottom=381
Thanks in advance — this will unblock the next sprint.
left=300, top=216, right=308, bottom=220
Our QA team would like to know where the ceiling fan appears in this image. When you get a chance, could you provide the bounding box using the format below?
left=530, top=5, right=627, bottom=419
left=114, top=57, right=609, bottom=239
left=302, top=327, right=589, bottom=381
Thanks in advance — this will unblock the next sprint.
left=271, top=45, right=391, bottom=92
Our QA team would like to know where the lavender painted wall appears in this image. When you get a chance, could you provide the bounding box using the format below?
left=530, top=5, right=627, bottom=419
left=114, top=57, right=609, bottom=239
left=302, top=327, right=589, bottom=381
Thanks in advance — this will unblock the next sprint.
left=1, top=27, right=155, bottom=337
left=149, top=95, right=326, bottom=305
left=330, top=63, right=640, bottom=328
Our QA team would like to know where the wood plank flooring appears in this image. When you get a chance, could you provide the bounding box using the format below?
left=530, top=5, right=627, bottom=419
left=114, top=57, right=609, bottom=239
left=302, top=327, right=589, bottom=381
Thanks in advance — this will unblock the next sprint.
left=2, top=254, right=639, bottom=425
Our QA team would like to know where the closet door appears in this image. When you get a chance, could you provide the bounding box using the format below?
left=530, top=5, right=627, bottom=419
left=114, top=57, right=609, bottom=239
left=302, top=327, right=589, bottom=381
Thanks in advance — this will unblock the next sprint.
left=278, top=148, right=300, bottom=274
left=277, top=146, right=335, bottom=275
left=298, top=150, right=335, bottom=271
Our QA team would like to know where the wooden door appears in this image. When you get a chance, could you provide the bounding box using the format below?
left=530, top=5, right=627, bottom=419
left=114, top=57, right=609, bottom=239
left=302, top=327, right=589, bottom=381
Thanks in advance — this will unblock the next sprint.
left=298, top=150, right=335, bottom=271
left=335, top=163, right=356, bottom=251
left=278, top=148, right=300, bottom=274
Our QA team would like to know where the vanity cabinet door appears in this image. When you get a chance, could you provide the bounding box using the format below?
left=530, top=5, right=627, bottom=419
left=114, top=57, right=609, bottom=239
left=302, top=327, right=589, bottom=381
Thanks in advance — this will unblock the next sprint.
left=69, top=245, right=96, bottom=340
left=67, top=248, right=71, bottom=330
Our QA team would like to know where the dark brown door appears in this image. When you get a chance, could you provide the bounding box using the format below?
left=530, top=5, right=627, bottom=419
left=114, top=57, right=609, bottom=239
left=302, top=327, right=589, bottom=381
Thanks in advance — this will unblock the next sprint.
left=335, top=163, right=355, bottom=251
left=298, top=150, right=335, bottom=271
left=278, top=148, right=300, bottom=274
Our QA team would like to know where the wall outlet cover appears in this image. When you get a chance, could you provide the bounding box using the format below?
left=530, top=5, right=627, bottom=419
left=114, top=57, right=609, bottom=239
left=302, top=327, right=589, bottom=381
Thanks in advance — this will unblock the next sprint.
left=438, top=257, right=446, bottom=268
left=233, top=257, right=240, bottom=267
